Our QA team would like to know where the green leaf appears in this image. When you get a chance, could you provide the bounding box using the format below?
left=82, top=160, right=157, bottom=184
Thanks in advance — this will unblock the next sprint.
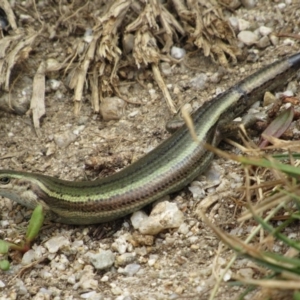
left=0, top=259, right=10, bottom=271
left=294, top=291, right=300, bottom=300
left=25, top=204, right=45, bottom=243
left=0, top=240, right=10, bottom=254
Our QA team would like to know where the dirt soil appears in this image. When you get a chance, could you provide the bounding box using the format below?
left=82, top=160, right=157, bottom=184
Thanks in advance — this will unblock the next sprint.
left=1, top=1, right=300, bottom=299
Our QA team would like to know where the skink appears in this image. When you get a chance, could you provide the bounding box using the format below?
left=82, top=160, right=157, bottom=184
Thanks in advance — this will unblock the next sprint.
left=1, top=53, right=300, bottom=225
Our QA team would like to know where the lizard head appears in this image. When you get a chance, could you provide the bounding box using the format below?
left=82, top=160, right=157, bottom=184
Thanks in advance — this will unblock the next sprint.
left=0, top=170, right=41, bottom=209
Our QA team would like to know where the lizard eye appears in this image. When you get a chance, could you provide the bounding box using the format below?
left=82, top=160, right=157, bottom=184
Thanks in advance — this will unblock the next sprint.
left=0, top=177, right=10, bottom=184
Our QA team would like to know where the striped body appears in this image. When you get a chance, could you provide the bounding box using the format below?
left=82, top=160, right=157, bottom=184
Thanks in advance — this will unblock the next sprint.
left=1, top=53, right=300, bottom=224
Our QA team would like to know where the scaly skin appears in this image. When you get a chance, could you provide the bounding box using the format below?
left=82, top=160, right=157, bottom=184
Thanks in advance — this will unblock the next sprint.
left=1, top=53, right=300, bottom=224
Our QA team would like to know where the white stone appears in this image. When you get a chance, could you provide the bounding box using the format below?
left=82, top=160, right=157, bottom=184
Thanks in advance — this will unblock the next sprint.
left=44, top=236, right=70, bottom=253
left=178, top=223, right=189, bottom=235
left=237, top=31, right=258, bottom=45
left=241, top=0, right=256, bottom=8
left=283, top=38, right=295, bottom=46
left=100, top=97, right=125, bottom=121
left=228, top=17, right=238, bottom=31
left=118, top=263, right=141, bottom=276
left=259, top=26, right=272, bottom=36
left=270, top=34, right=279, bottom=46
left=54, top=131, right=77, bottom=148
left=171, top=46, right=186, bottom=59
left=160, top=62, right=172, bottom=76
left=80, top=291, right=104, bottom=300
left=238, top=19, right=250, bottom=31
left=277, top=3, right=286, bottom=9
left=238, top=268, right=254, bottom=278
left=138, top=201, right=184, bottom=235
left=21, top=250, right=36, bottom=265
left=111, top=236, right=128, bottom=254
left=189, top=73, right=207, bottom=90
left=148, top=254, right=159, bottom=267
left=131, top=210, right=148, bottom=229
left=257, top=36, right=270, bottom=49
left=89, top=250, right=115, bottom=270
left=188, top=182, right=205, bottom=199
left=48, top=79, right=61, bottom=91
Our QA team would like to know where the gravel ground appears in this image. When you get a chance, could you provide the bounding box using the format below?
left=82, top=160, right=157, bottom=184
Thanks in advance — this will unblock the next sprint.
left=1, top=1, right=300, bottom=299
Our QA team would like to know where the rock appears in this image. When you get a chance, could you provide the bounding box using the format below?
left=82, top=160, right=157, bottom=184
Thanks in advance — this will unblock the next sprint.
left=131, top=211, right=148, bottom=229
left=237, top=18, right=250, bottom=31
left=189, top=73, right=208, bottom=90
left=171, top=46, right=186, bottom=59
left=111, top=236, right=129, bottom=254
left=100, top=97, right=125, bottom=121
left=259, top=26, right=272, bottom=36
left=238, top=31, right=258, bottom=45
left=257, top=36, right=270, bottom=49
left=263, top=91, right=276, bottom=106
left=241, top=0, right=256, bottom=8
left=238, top=268, right=254, bottom=278
left=54, top=131, right=77, bottom=148
left=44, top=236, right=70, bottom=253
left=21, top=250, right=36, bottom=265
left=80, top=291, right=104, bottom=300
left=115, top=253, right=136, bottom=266
left=137, top=201, right=184, bottom=235
left=160, top=62, right=172, bottom=76
left=89, top=250, right=115, bottom=270
left=76, top=266, right=98, bottom=290
left=270, top=34, right=279, bottom=46
left=118, top=263, right=141, bottom=276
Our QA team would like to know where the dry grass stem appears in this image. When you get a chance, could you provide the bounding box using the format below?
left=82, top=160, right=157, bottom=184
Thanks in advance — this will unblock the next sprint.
left=0, top=0, right=239, bottom=116
left=29, top=61, right=46, bottom=135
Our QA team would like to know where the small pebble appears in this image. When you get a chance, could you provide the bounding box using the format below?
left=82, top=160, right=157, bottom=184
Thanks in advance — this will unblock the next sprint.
left=80, top=291, right=104, bottom=300
left=241, top=0, right=256, bottom=8
left=277, top=3, right=286, bottom=9
left=54, top=131, right=77, bottom=148
left=46, top=58, right=61, bottom=72
left=83, top=28, right=93, bottom=43
left=238, top=18, right=250, bottom=31
left=257, top=36, right=270, bottom=49
left=21, top=250, right=36, bottom=265
left=118, top=263, right=141, bottom=276
left=171, top=46, right=186, bottom=59
left=189, top=73, right=208, bottom=90
left=259, top=26, right=272, bottom=36
left=100, top=97, right=125, bottom=121
left=137, top=201, right=184, bottom=235
left=188, top=182, right=205, bottom=199
left=228, top=17, right=238, bottom=31
left=111, top=285, right=122, bottom=295
left=238, top=268, right=254, bottom=278
left=237, top=31, right=259, bottom=45
left=286, top=81, right=298, bottom=94
left=160, top=62, right=172, bottom=76
left=122, top=33, right=134, bottom=54
left=131, top=211, right=148, bottom=229
left=148, top=254, right=159, bottom=267
left=227, top=0, right=241, bottom=9
left=111, top=236, right=129, bottom=254
left=115, top=253, right=136, bottom=266
left=178, top=223, right=189, bottom=235
left=44, top=236, right=70, bottom=253
left=48, top=79, right=61, bottom=91
left=270, top=34, right=279, bottom=46
left=89, top=250, right=115, bottom=270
